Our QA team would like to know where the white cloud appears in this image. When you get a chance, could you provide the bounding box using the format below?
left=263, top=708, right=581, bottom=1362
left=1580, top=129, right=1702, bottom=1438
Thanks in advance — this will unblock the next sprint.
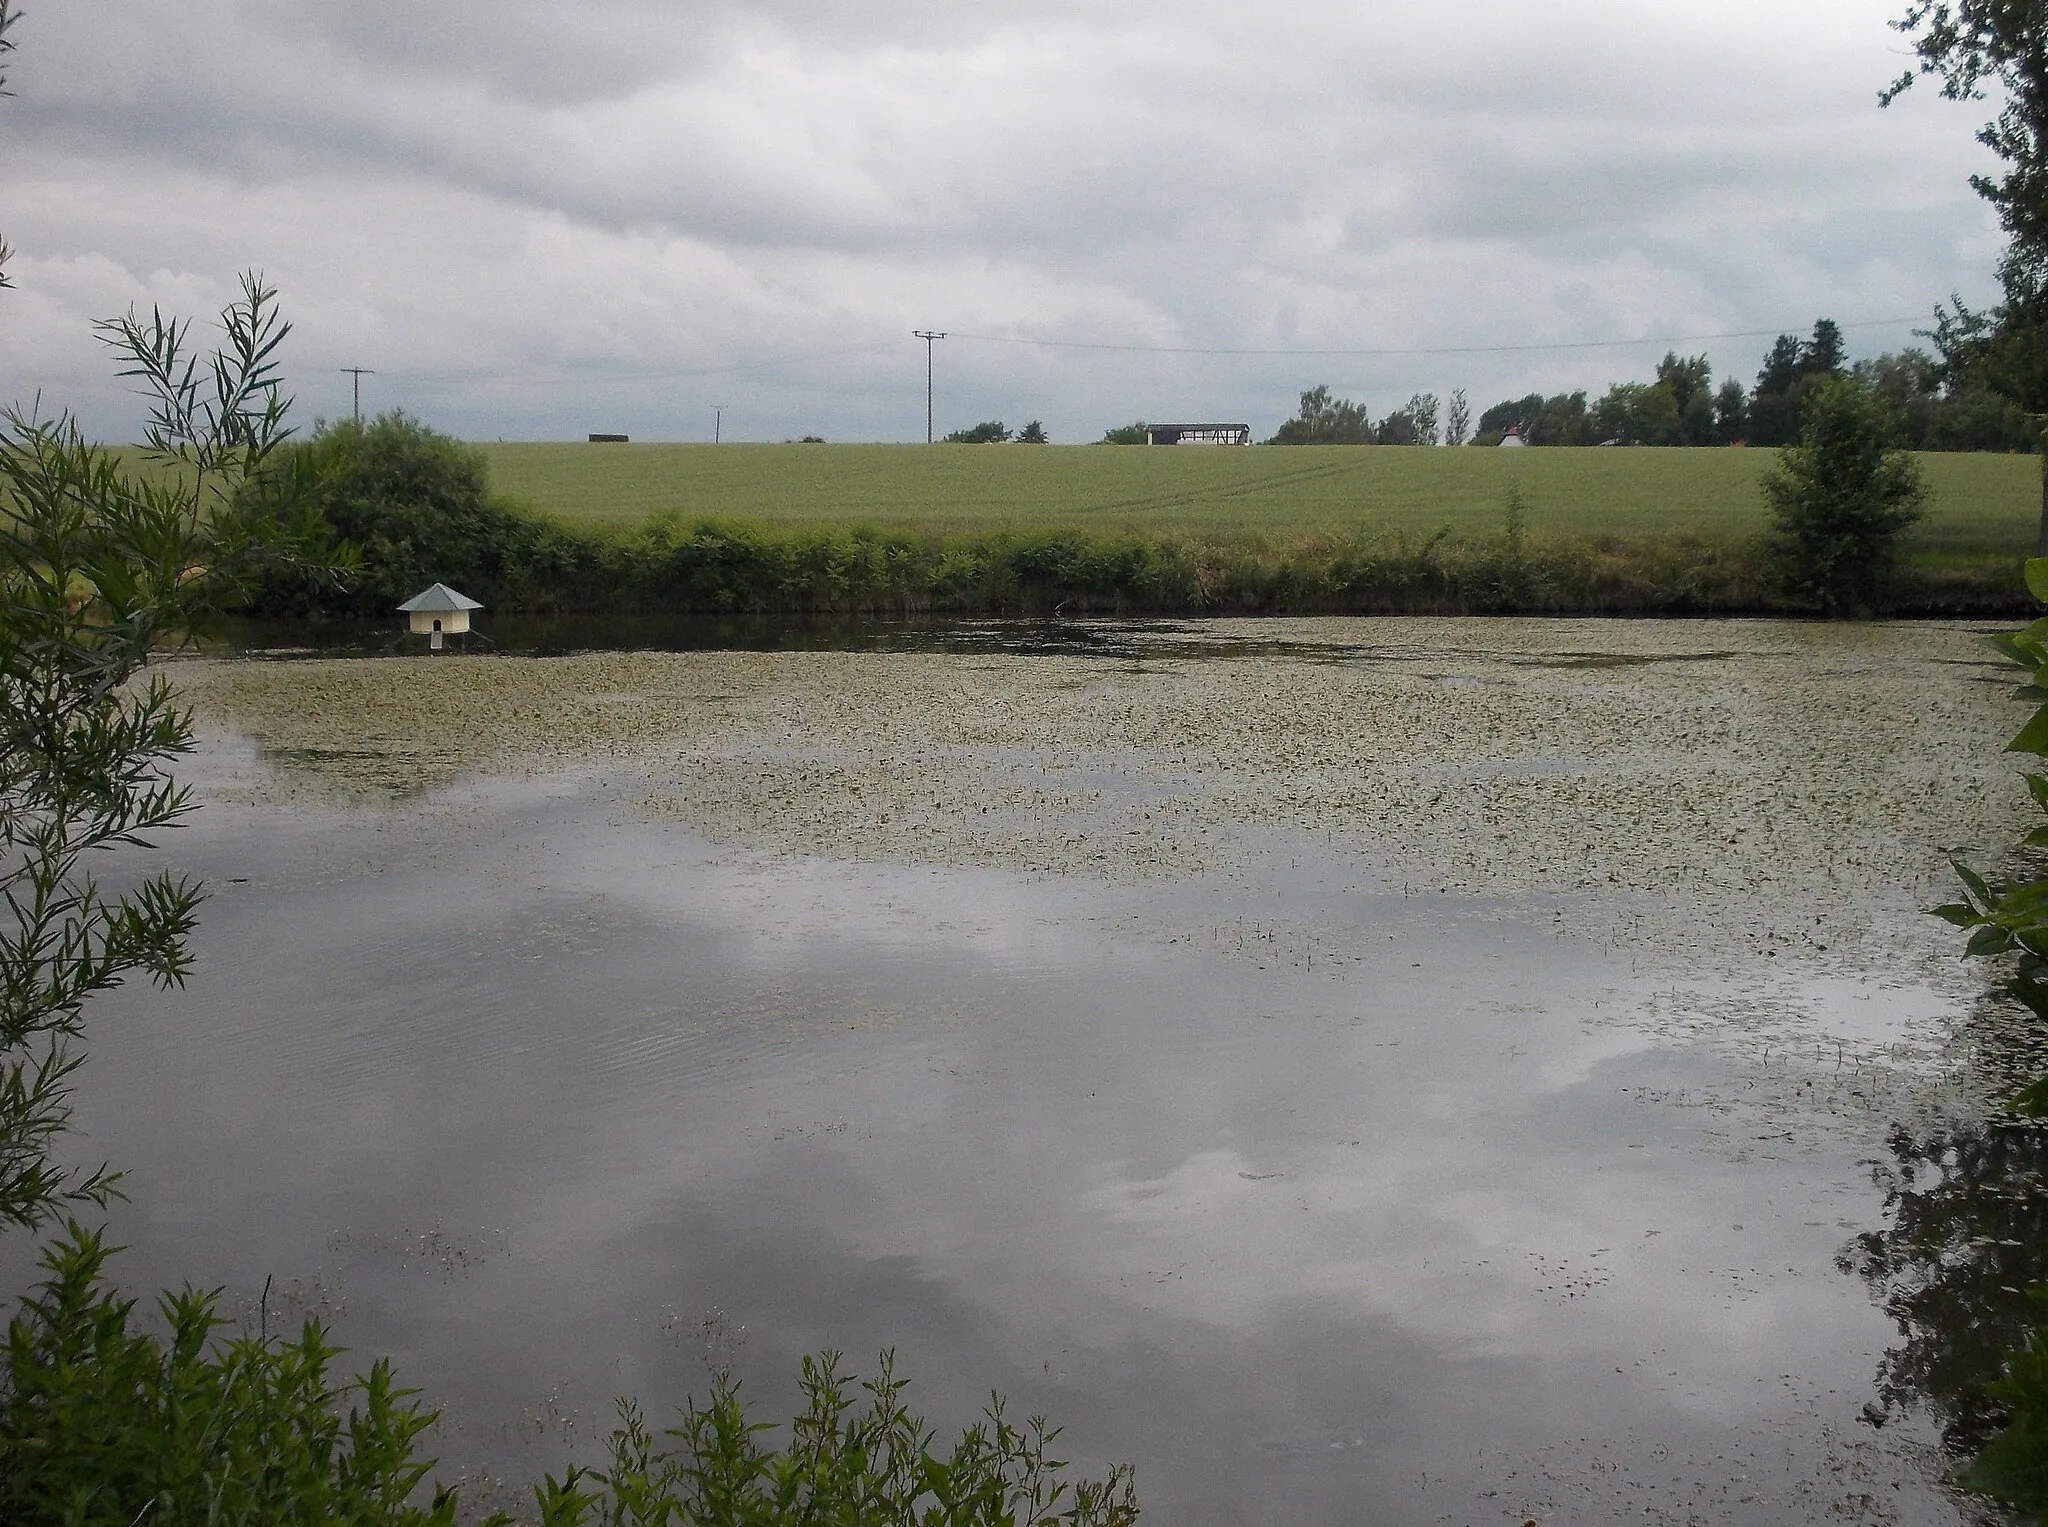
left=0, top=0, right=2011, bottom=442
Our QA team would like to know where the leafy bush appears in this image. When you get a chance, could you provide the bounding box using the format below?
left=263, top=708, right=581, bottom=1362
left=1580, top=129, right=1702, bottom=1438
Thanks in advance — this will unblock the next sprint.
left=1761, top=374, right=1929, bottom=613
left=942, top=422, right=1011, bottom=444
left=244, top=414, right=618, bottom=616
left=533, top=1352, right=1137, bottom=1527
left=0, top=1225, right=456, bottom=1527
left=0, top=1227, right=1138, bottom=1527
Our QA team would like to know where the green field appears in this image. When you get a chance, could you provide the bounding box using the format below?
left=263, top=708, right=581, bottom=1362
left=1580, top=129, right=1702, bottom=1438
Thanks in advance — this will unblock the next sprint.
left=476, top=442, right=2039, bottom=556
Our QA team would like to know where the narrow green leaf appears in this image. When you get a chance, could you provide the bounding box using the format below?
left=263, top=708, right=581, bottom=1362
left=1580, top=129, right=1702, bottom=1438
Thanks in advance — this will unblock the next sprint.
left=2026, top=556, right=2048, bottom=605
left=1956, top=862, right=1996, bottom=904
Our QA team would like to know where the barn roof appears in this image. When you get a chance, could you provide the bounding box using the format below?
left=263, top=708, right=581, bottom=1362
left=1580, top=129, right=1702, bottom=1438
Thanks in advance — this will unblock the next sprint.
left=396, top=583, right=484, bottom=613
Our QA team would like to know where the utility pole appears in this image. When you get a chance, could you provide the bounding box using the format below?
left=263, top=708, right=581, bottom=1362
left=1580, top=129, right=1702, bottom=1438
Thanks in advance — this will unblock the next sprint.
left=712, top=404, right=727, bottom=444
left=912, top=331, right=946, bottom=443
left=340, top=367, right=376, bottom=424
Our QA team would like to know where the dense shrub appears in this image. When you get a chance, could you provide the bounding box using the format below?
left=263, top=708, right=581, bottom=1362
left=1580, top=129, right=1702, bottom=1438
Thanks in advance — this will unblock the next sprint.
left=243, top=414, right=620, bottom=617
left=1762, top=375, right=1929, bottom=614
left=0, top=1227, right=456, bottom=1527
left=0, top=1228, right=1138, bottom=1527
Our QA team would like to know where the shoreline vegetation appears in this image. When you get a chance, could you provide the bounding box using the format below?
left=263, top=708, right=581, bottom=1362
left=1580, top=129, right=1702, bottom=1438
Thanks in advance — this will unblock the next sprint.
left=233, top=421, right=2042, bottom=620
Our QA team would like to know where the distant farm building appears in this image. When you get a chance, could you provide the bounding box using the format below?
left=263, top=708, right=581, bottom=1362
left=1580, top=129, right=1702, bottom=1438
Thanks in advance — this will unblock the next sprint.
left=588, top=433, right=629, bottom=443
left=1146, top=423, right=1251, bottom=446
left=398, top=583, right=483, bottom=651
left=1498, top=427, right=1527, bottom=448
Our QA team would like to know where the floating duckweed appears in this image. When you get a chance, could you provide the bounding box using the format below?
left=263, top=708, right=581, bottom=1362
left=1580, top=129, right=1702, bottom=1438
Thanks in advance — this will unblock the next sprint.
left=171, top=617, right=2029, bottom=985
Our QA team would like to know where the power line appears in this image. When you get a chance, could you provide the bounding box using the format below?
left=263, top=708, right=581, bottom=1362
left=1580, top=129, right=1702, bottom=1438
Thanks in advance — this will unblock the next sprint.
left=346, top=312, right=1940, bottom=404
left=402, top=339, right=897, bottom=391
left=939, top=315, right=1931, bottom=359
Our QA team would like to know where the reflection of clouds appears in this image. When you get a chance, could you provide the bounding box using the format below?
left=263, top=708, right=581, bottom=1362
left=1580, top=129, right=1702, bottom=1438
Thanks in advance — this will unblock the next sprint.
left=1083, top=1147, right=1282, bottom=1223
left=67, top=751, right=1963, bottom=1518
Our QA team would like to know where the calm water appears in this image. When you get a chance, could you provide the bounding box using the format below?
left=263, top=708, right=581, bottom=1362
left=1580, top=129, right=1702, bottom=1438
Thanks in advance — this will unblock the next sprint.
left=7, top=622, right=2042, bottom=1525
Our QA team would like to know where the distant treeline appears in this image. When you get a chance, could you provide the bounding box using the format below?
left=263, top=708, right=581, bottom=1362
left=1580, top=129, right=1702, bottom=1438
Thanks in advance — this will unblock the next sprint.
left=236, top=413, right=2030, bottom=625
left=1216, top=319, right=2038, bottom=452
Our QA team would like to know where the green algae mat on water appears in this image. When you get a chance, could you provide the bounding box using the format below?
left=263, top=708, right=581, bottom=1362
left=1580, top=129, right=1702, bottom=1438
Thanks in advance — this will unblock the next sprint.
left=174, top=616, right=2029, bottom=995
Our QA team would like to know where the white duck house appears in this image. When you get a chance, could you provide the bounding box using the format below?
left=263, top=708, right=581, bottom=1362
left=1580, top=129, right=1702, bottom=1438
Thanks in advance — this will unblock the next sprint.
left=397, top=583, right=483, bottom=650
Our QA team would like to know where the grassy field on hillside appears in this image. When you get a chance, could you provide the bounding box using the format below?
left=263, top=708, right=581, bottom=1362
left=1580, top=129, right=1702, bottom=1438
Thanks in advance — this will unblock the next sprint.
left=476, top=442, right=2039, bottom=556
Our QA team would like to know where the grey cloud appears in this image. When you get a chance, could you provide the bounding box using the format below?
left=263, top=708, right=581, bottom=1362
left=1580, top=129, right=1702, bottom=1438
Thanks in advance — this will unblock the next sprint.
left=0, top=0, right=2015, bottom=443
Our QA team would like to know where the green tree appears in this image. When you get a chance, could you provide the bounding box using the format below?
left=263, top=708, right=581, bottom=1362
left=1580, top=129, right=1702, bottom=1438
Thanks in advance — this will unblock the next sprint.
left=1474, top=393, right=1542, bottom=443
left=243, top=413, right=605, bottom=617
left=1713, top=378, right=1748, bottom=442
left=1445, top=388, right=1471, bottom=446
left=1593, top=381, right=1681, bottom=445
left=1385, top=391, right=1438, bottom=446
left=1017, top=419, right=1048, bottom=444
left=1887, top=3, right=2048, bottom=547
left=1374, top=402, right=1420, bottom=445
left=1269, top=385, right=1371, bottom=444
left=1097, top=421, right=1148, bottom=445
left=1855, top=349, right=1944, bottom=444
left=1526, top=390, right=1596, bottom=445
left=1473, top=391, right=1595, bottom=446
left=1925, top=383, right=2042, bottom=451
left=1760, top=374, right=1927, bottom=613
left=1653, top=352, right=1716, bottom=443
left=943, top=420, right=1010, bottom=444
left=1748, top=321, right=1846, bottom=447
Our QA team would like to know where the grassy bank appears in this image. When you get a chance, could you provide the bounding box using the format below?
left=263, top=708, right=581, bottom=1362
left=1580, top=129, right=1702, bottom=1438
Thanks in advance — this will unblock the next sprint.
left=249, top=426, right=2044, bottom=619
left=448, top=442, right=2039, bottom=616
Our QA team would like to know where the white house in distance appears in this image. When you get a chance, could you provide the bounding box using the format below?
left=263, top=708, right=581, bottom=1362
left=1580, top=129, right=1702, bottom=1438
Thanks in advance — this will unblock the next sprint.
left=397, top=583, right=483, bottom=650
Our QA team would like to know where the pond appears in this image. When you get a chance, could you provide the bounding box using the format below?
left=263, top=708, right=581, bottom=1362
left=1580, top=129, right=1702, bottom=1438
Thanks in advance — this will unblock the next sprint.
left=11, top=615, right=2048, bottom=1524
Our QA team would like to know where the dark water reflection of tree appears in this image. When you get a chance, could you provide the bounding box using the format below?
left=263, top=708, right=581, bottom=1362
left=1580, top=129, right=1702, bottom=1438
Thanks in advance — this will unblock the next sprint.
left=1842, top=972, right=2048, bottom=1457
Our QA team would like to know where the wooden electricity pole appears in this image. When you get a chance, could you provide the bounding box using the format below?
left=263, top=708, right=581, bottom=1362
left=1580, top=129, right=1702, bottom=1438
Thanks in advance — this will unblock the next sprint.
left=913, top=331, right=946, bottom=443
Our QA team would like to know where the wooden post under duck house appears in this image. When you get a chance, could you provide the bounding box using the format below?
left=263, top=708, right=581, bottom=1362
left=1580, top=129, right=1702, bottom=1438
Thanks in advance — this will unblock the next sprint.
left=397, top=583, right=483, bottom=652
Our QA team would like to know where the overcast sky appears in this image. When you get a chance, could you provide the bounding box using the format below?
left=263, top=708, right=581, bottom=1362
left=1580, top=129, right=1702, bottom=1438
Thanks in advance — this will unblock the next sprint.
left=0, top=0, right=2013, bottom=443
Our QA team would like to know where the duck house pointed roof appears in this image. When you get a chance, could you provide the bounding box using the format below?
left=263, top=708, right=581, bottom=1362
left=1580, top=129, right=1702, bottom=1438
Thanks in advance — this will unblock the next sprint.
left=396, top=583, right=484, bottom=613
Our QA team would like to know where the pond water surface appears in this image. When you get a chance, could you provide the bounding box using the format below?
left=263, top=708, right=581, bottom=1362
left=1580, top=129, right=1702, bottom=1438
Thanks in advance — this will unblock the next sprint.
left=11, top=616, right=2047, bottom=1525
